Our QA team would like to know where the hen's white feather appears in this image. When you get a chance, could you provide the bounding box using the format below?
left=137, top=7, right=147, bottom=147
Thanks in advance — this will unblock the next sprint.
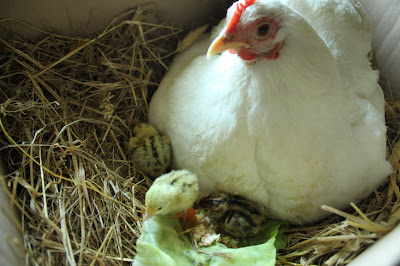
left=148, top=0, right=392, bottom=223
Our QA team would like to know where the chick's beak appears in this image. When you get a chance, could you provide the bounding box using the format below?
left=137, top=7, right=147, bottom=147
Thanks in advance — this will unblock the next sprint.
left=143, top=207, right=155, bottom=221
left=207, top=34, right=249, bottom=58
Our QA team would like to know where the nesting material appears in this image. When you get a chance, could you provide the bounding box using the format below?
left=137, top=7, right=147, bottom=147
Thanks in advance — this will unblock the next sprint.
left=0, top=7, right=181, bottom=264
left=0, top=5, right=399, bottom=266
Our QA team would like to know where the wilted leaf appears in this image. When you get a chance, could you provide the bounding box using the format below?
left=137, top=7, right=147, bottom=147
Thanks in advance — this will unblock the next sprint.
left=133, top=215, right=287, bottom=266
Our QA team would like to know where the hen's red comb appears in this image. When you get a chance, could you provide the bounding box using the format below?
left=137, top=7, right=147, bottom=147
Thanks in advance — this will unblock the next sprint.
left=226, top=0, right=256, bottom=33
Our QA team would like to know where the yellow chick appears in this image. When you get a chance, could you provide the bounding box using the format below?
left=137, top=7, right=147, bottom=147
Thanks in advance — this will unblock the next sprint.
left=128, top=123, right=171, bottom=178
left=144, top=170, right=199, bottom=221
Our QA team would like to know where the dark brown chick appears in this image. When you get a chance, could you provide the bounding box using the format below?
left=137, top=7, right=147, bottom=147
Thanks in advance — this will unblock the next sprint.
left=198, top=192, right=267, bottom=239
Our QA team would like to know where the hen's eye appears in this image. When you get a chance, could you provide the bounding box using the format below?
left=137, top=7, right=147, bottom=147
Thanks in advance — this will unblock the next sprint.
left=254, top=23, right=271, bottom=39
left=258, top=24, right=269, bottom=35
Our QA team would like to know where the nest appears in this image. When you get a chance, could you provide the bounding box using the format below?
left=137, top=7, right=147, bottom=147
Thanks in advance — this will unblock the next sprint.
left=0, top=5, right=399, bottom=266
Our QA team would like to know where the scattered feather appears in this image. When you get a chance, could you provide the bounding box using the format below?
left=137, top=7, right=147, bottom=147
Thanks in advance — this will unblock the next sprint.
left=176, top=24, right=209, bottom=52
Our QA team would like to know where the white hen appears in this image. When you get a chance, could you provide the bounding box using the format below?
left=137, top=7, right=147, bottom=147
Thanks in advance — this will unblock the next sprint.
left=148, top=0, right=392, bottom=224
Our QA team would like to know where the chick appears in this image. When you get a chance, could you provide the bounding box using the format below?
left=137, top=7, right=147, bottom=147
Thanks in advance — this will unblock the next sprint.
left=198, top=192, right=267, bottom=239
left=132, top=122, right=159, bottom=139
left=128, top=123, right=171, bottom=178
left=144, top=170, right=199, bottom=220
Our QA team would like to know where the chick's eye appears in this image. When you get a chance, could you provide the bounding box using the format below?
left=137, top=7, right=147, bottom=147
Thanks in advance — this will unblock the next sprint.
left=254, top=23, right=271, bottom=39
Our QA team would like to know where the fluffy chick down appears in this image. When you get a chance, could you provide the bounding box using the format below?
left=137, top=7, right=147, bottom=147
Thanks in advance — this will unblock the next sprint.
left=189, top=192, right=267, bottom=248
left=144, top=170, right=199, bottom=219
left=128, top=123, right=171, bottom=178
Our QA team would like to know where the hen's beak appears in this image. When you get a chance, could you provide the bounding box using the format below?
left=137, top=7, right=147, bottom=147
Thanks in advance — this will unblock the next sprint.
left=207, top=34, right=249, bottom=58
left=143, top=207, right=155, bottom=221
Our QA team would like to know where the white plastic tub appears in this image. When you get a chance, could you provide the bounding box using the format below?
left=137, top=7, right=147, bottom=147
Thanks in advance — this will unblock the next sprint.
left=0, top=0, right=399, bottom=265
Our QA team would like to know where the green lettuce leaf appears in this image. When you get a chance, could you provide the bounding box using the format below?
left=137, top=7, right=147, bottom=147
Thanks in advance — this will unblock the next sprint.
left=133, top=215, right=288, bottom=266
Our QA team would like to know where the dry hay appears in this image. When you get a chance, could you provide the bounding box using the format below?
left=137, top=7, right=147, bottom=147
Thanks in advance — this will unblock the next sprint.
left=0, top=6, right=182, bottom=265
left=0, top=5, right=399, bottom=266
